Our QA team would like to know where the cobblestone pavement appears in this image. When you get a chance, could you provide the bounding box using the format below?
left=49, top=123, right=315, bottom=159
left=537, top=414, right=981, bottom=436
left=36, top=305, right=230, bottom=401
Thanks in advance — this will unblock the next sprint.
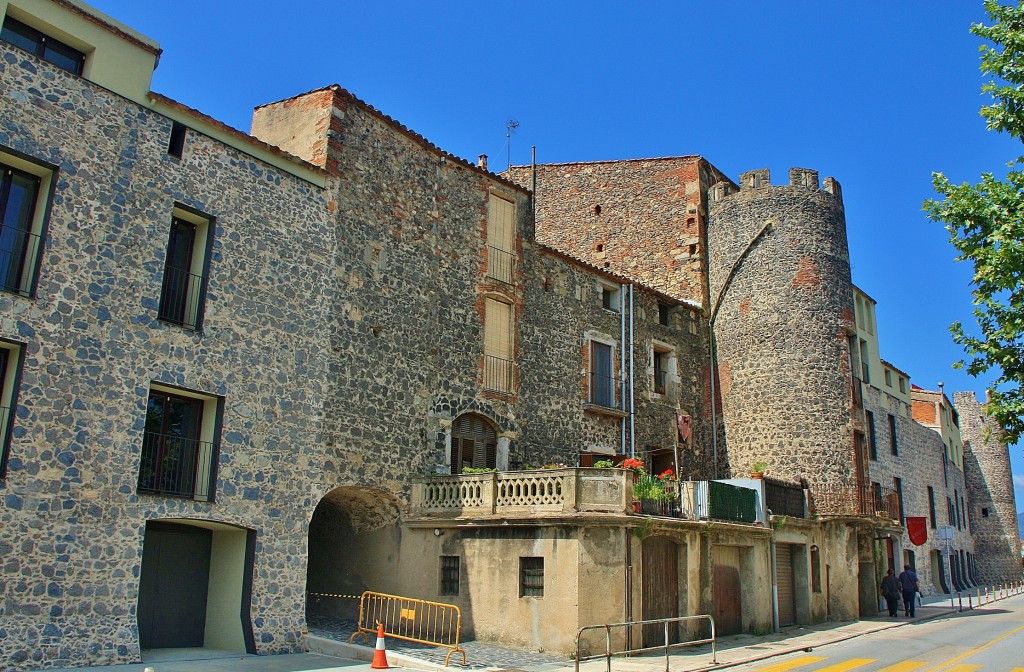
left=308, top=616, right=569, bottom=670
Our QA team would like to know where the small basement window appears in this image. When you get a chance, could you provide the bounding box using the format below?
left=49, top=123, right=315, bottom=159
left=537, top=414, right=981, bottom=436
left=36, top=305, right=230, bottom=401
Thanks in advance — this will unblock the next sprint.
left=519, top=557, right=544, bottom=597
left=439, top=555, right=460, bottom=596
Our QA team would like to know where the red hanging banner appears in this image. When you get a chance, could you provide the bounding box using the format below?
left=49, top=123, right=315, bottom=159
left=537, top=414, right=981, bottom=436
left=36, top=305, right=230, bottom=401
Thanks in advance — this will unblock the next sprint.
left=677, top=412, right=692, bottom=443
left=906, top=516, right=928, bottom=546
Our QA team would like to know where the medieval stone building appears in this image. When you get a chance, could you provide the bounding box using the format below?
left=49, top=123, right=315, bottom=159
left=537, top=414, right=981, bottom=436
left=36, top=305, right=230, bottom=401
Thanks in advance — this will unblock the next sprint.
left=0, top=1, right=1019, bottom=670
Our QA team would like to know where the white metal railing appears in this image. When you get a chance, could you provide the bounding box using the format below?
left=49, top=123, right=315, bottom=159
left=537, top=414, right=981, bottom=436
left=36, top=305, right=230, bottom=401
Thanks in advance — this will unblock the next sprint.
left=575, top=614, right=717, bottom=672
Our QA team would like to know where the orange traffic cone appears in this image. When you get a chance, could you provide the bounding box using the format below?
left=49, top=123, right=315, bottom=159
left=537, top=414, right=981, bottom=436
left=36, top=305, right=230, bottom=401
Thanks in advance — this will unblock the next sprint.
left=370, top=622, right=389, bottom=669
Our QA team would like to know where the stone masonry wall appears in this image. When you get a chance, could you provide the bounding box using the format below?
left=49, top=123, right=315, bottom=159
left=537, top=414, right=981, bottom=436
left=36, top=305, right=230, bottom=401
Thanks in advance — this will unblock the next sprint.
left=506, top=157, right=732, bottom=308
left=0, top=41, right=335, bottom=669
left=863, top=385, right=975, bottom=595
left=707, top=169, right=857, bottom=505
left=956, top=391, right=1023, bottom=583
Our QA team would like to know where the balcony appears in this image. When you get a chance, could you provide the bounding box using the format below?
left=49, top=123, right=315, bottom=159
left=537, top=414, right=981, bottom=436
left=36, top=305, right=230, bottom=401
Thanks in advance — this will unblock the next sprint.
left=158, top=266, right=203, bottom=330
left=585, top=372, right=626, bottom=415
left=764, top=477, right=807, bottom=518
left=482, top=354, right=515, bottom=393
left=653, top=369, right=667, bottom=395
left=412, top=469, right=766, bottom=526
left=810, top=482, right=901, bottom=519
left=486, top=245, right=516, bottom=285
left=137, top=431, right=215, bottom=501
left=0, top=226, right=42, bottom=297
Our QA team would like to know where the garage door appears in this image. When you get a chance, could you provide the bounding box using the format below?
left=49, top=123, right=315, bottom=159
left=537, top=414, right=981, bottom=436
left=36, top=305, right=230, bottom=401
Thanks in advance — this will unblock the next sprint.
left=776, top=544, right=796, bottom=627
left=138, top=521, right=212, bottom=648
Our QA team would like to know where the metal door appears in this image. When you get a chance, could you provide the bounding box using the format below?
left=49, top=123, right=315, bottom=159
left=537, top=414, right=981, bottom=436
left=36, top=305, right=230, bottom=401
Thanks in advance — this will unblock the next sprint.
left=776, top=544, right=796, bottom=627
left=712, top=545, right=742, bottom=636
left=138, top=521, right=212, bottom=648
left=642, top=536, right=679, bottom=646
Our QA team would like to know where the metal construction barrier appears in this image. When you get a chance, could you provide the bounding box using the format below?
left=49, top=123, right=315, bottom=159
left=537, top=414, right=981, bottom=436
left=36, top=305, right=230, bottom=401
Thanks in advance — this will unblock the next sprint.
left=348, top=591, right=466, bottom=666
left=575, top=614, right=716, bottom=672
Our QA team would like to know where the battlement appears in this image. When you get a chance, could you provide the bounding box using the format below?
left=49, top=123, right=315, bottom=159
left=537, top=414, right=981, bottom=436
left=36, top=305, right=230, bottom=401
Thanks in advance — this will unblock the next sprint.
left=710, top=167, right=842, bottom=204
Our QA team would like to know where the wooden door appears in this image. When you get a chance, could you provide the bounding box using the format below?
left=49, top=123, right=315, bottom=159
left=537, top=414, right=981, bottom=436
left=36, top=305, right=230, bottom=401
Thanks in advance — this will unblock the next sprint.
left=642, top=536, right=679, bottom=646
left=776, top=544, right=796, bottom=627
left=138, top=522, right=212, bottom=648
left=712, top=545, right=742, bottom=636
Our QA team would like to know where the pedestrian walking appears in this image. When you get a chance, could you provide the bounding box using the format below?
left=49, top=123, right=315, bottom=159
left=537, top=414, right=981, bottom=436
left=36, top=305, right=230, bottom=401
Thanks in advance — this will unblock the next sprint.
left=898, top=564, right=920, bottom=617
left=881, top=568, right=901, bottom=617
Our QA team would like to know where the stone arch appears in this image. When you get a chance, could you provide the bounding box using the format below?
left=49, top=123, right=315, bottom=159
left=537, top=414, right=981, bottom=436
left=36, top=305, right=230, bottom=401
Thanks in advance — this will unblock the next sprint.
left=304, top=485, right=404, bottom=628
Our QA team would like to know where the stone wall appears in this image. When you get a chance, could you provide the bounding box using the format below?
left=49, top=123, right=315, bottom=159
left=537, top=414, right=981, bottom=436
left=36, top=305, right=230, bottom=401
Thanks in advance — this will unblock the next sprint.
left=506, top=157, right=732, bottom=308
left=706, top=169, right=857, bottom=501
left=0, top=39, right=335, bottom=668
left=956, top=391, right=1023, bottom=583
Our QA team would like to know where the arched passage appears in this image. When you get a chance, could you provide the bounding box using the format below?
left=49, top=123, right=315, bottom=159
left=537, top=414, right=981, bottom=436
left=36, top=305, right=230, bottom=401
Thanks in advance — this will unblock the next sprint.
left=305, top=485, right=404, bottom=628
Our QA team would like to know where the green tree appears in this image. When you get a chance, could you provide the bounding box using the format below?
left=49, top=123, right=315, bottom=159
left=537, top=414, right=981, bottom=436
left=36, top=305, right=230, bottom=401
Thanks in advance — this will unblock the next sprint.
left=925, top=0, right=1024, bottom=444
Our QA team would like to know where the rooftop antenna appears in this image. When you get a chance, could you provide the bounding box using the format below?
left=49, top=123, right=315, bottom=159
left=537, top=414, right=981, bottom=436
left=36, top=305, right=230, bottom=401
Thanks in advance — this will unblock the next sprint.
left=506, top=119, right=519, bottom=170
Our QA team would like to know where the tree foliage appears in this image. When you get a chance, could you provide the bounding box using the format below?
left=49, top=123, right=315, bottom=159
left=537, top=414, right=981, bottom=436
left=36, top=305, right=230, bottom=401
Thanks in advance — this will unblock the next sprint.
left=925, top=0, right=1024, bottom=444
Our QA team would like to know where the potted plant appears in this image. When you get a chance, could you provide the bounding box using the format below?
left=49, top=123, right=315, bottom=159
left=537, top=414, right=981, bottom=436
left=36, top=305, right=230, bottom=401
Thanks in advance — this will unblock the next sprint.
left=750, top=460, right=767, bottom=479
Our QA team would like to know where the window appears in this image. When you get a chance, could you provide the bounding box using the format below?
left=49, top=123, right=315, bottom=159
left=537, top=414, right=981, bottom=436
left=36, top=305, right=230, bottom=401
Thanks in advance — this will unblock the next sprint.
left=168, top=121, right=187, bottom=159
left=859, top=339, right=870, bottom=383
left=928, top=486, right=937, bottom=529
left=519, top=557, right=544, bottom=597
left=898, top=377, right=907, bottom=394
left=486, top=193, right=515, bottom=284
left=871, top=481, right=883, bottom=512
left=947, top=497, right=955, bottom=526
left=0, top=339, right=24, bottom=476
left=810, top=546, right=821, bottom=593
left=451, top=413, right=496, bottom=472
left=137, top=383, right=223, bottom=501
left=888, top=414, right=898, bottom=455
left=865, top=411, right=877, bottom=460
left=159, top=207, right=213, bottom=330
left=894, top=477, right=904, bottom=525
left=652, top=347, right=672, bottom=396
left=588, top=340, right=617, bottom=408
left=884, top=369, right=892, bottom=387
left=981, top=507, right=989, bottom=517
left=600, top=283, right=620, bottom=312
left=1, top=155, right=52, bottom=297
left=439, top=556, right=460, bottom=596
left=657, top=302, right=670, bottom=326
left=1, top=16, right=85, bottom=75
left=482, top=298, right=514, bottom=393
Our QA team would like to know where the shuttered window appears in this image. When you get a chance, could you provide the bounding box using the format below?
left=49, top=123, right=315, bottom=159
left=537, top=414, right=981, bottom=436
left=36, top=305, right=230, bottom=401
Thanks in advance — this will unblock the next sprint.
left=451, top=413, right=497, bottom=472
left=483, top=298, right=513, bottom=392
left=486, top=194, right=515, bottom=284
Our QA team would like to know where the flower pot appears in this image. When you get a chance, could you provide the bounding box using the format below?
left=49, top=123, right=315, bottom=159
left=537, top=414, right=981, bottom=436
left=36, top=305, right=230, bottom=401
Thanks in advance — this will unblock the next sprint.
left=632, top=501, right=642, bottom=513
left=751, top=472, right=764, bottom=479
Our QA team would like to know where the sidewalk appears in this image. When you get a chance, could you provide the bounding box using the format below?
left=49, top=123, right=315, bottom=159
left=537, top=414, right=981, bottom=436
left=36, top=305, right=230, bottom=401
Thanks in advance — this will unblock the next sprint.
left=44, top=592, right=1019, bottom=672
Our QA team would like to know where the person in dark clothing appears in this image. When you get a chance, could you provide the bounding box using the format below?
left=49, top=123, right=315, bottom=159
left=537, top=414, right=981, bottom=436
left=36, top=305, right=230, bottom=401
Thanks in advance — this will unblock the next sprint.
left=898, top=564, right=920, bottom=617
left=881, top=568, right=901, bottom=617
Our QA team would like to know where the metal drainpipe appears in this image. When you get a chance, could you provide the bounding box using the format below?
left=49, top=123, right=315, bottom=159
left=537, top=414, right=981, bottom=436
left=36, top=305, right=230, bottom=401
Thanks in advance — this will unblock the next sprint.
left=620, top=283, right=627, bottom=457
left=629, top=285, right=635, bottom=458
left=625, top=526, right=633, bottom=649
left=708, top=320, right=718, bottom=479
left=770, top=538, right=780, bottom=633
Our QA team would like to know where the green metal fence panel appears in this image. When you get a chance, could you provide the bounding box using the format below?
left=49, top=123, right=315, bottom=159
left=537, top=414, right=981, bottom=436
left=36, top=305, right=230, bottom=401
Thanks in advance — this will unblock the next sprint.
left=708, top=481, right=757, bottom=523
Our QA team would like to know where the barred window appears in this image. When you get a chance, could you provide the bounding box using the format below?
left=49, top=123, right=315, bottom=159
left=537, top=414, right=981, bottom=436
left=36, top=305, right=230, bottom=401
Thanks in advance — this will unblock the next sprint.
left=519, top=557, right=544, bottom=597
left=439, top=555, right=460, bottom=596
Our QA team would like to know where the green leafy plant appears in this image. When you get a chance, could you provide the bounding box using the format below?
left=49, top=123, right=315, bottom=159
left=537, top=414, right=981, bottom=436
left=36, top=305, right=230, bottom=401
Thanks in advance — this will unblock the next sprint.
left=593, top=459, right=614, bottom=469
left=461, top=466, right=496, bottom=474
left=751, top=460, right=767, bottom=474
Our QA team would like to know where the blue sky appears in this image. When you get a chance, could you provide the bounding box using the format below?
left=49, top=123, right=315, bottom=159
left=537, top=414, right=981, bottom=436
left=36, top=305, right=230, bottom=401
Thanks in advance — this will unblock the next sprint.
left=87, top=1, right=1023, bottom=512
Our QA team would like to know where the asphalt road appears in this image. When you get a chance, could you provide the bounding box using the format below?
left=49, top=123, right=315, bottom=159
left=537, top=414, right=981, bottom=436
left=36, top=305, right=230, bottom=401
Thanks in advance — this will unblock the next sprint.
left=735, top=593, right=1024, bottom=672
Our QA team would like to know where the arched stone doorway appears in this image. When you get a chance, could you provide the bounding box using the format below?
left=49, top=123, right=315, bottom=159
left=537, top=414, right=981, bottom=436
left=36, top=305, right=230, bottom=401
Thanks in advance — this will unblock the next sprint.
left=305, top=485, right=403, bottom=629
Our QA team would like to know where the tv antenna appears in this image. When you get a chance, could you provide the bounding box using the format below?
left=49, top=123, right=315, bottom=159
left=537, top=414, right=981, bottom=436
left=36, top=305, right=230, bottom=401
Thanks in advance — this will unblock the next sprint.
left=506, top=119, right=520, bottom=170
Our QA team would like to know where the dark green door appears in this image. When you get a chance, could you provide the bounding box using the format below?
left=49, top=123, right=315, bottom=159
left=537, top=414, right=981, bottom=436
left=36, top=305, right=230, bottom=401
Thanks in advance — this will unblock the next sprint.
left=138, top=521, right=212, bottom=648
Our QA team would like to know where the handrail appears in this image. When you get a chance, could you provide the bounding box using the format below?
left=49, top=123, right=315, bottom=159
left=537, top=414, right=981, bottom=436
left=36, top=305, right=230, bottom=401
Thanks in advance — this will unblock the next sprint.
left=348, top=590, right=467, bottom=666
left=575, top=613, right=716, bottom=672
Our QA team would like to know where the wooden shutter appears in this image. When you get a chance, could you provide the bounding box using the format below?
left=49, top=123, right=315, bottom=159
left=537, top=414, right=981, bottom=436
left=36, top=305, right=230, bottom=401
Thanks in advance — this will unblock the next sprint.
left=487, top=195, right=514, bottom=252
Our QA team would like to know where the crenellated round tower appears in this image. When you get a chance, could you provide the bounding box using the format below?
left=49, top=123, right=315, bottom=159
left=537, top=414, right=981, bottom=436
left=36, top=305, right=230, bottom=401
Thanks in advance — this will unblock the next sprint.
left=954, top=391, right=1023, bottom=583
left=707, top=168, right=860, bottom=511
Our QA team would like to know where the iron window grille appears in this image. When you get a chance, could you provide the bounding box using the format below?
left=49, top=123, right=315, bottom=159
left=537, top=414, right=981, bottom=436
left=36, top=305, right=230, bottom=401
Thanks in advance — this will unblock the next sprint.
left=439, top=556, right=460, bottom=596
left=519, top=557, right=544, bottom=597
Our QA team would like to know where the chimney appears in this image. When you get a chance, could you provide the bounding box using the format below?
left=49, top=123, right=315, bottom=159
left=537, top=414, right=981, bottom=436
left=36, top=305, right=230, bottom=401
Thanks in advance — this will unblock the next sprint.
left=478, top=154, right=488, bottom=170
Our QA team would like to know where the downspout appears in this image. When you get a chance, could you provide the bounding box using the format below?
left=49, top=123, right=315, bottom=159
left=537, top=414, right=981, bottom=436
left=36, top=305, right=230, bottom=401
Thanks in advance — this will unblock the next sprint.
left=624, top=526, right=633, bottom=648
left=629, top=284, right=636, bottom=458
left=620, top=282, right=627, bottom=457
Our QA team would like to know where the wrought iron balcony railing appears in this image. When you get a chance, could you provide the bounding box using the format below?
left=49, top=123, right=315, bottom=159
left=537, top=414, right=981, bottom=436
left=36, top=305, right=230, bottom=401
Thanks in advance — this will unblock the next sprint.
left=483, top=354, right=515, bottom=393
left=0, top=227, right=42, bottom=297
left=587, top=372, right=624, bottom=410
left=486, top=245, right=516, bottom=285
left=158, top=266, right=204, bottom=330
left=137, top=430, right=215, bottom=501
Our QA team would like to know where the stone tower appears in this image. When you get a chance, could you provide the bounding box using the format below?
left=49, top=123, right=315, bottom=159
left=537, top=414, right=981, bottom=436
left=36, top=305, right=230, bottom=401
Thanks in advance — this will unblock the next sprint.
left=955, top=391, right=1023, bottom=583
left=707, top=168, right=860, bottom=510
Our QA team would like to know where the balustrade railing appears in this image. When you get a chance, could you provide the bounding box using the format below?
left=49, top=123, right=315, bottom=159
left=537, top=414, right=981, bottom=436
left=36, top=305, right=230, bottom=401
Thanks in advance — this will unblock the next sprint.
left=137, top=430, right=215, bottom=501
left=158, top=266, right=203, bottom=329
left=486, top=245, right=516, bottom=285
left=810, top=482, right=900, bottom=519
left=482, top=354, right=514, bottom=393
left=0, top=226, right=42, bottom=297
left=587, top=372, right=624, bottom=410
